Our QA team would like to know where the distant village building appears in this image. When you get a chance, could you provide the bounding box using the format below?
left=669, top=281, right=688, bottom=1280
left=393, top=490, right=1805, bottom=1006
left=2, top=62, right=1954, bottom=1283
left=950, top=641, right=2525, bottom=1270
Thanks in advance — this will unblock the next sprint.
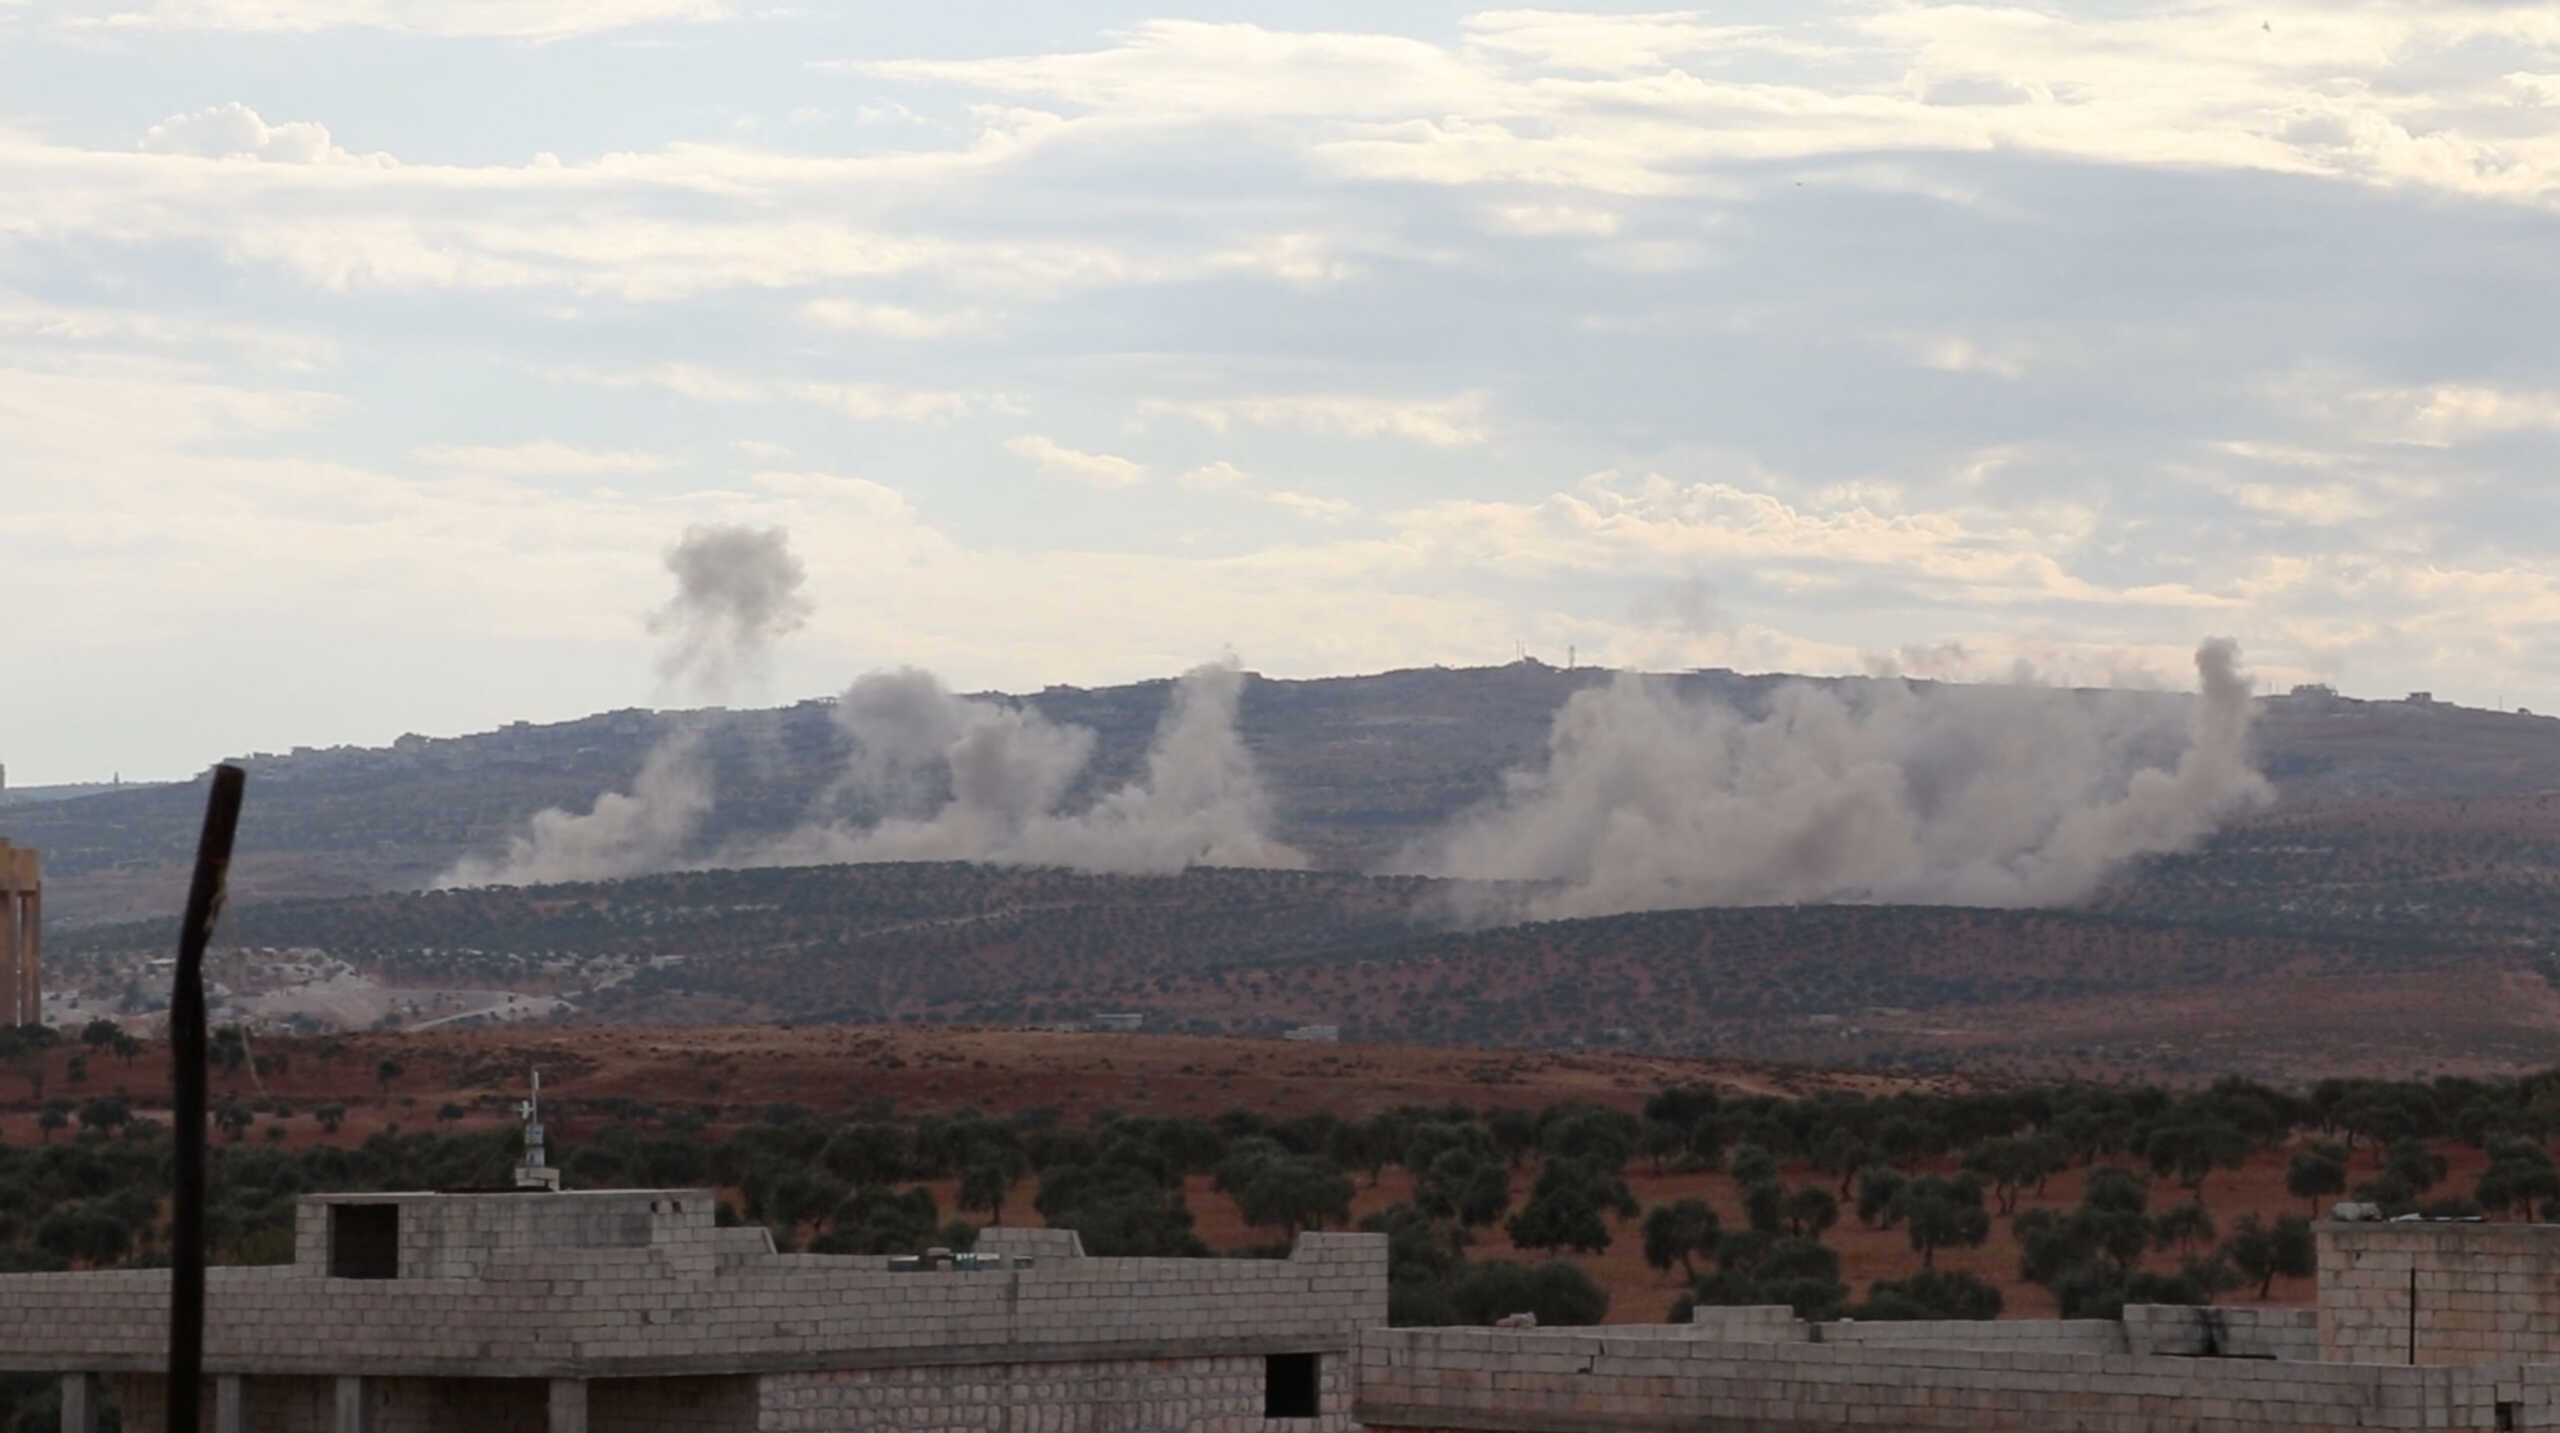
left=1090, top=1012, right=1146, bottom=1032
left=0, top=839, right=38, bottom=1027
left=1281, top=1024, right=1340, bottom=1043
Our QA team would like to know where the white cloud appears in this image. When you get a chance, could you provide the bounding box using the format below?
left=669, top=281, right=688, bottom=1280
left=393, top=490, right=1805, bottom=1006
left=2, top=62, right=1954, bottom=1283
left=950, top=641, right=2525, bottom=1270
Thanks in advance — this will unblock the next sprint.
left=139, top=102, right=392, bottom=166
left=800, top=298, right=987, bottom=338
left=1265, top=490, right=1355, bottom=522
left=2358, top=383, right=2560, bottom=446
left=1142, top=391, right=1492, bottom=447
left=1176, top=460, right=1250, bottom=493
left=90, top=0, right=731, bottom=40
left=1003, top=434, right=1146, bottom=490
left=413, top=441, right=671, bottom=477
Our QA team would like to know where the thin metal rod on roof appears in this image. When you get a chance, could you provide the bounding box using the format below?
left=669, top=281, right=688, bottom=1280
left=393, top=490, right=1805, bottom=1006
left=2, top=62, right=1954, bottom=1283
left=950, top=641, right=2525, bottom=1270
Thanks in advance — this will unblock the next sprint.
left=169, top=765, right=245, bottom=1433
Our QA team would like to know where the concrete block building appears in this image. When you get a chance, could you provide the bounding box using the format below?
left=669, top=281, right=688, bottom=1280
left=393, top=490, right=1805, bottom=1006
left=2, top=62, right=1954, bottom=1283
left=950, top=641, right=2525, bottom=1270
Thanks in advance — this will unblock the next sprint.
left=0, top=1189, right=1384, bottom=1433
left=1355, top=1221, right=2560, bottom=1433
left=22, top=1193, right=2560, bottom=1431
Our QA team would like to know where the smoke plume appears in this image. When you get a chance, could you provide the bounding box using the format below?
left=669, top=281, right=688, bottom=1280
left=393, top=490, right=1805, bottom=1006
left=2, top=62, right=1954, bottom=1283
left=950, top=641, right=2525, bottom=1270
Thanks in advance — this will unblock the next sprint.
left=648, top=525, right=812, bottom=698
left=747, top=662, right=1305, bottom=874
left=437, top=518, right=1301, bottom=887
left=1419, top=638, right=2272, bottom=918
left=436, top=524, right=809, bottom=889
left=438, top=732, right=712, bottom=888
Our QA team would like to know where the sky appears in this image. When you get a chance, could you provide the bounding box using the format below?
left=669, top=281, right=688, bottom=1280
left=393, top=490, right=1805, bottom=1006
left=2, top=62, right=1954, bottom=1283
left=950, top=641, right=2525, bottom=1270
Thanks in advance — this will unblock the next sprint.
left=6, top=2, right=2560, bottom=785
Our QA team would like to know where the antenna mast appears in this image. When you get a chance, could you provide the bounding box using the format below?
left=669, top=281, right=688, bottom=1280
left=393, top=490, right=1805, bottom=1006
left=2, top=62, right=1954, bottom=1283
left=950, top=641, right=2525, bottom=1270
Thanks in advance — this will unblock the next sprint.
left=514, top=1069, right=560, bottom=1190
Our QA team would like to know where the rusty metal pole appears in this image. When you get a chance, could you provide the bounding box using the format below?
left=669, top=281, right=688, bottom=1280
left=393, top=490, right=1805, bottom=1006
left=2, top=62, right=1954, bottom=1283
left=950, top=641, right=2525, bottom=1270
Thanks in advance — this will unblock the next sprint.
left=170, top=764, right=245, bottom=1433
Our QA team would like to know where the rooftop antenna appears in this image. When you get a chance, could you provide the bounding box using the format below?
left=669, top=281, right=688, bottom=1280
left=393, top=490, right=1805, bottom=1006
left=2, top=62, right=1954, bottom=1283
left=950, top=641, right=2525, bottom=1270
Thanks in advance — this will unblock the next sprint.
left=514, top=1069, right=560, bottom=1190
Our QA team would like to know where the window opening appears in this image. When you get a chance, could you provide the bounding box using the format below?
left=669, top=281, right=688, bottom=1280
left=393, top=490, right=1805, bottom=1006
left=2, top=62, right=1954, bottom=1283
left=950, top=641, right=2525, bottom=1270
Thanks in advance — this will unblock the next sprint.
left=328, top=1203, right=399, bottom=1279
left=1264, top=1353, right=1319, bottom=1419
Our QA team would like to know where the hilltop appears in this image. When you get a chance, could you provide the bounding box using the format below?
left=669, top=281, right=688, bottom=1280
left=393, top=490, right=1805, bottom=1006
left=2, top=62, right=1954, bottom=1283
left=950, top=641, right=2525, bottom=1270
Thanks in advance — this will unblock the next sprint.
left=15, top=665, right=2560, bottom=929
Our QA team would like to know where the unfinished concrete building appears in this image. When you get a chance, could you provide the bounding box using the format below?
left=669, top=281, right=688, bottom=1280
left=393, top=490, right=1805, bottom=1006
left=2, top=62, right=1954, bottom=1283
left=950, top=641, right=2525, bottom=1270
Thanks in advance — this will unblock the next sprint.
left=0, top=838, right=37, bottom=1027
left=1359, top=1220, right=2560, bottom=1432
left=0, top=1188, right=1383, bottom=1433
left=20, top=1187, right=2560, bottom=1430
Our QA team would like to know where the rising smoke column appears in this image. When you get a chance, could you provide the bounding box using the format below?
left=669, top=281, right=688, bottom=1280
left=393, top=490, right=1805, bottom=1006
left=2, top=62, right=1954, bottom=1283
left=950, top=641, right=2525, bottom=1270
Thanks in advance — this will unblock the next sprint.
left=437, top=525, right=810, bottom=888
left=1420, top=639, right=2272, bottom=918
left=648, top=524, right=812, bottom=698
left=748, top=661, right=1306, bottom=874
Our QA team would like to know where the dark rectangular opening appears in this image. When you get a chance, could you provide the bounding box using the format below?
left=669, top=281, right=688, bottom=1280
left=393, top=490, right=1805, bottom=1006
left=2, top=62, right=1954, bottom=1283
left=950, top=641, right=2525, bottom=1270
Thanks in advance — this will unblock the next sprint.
left=328, top=1203, right=399, bottom=1279
left=1264, top=1353, right=1319, bottom=1419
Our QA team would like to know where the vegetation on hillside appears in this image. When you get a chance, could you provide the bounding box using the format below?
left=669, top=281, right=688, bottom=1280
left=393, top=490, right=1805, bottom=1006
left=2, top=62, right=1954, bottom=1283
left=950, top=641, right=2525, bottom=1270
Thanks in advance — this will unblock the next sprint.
left=11, top=1017, right=2560, bottom=1429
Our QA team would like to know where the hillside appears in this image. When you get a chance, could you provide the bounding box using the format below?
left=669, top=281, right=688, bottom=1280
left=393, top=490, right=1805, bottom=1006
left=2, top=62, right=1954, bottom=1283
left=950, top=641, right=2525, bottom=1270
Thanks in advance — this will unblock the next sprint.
left=53, top=845, right=2560, bottom=1083
left=16, top=667, right=2560, bottom=929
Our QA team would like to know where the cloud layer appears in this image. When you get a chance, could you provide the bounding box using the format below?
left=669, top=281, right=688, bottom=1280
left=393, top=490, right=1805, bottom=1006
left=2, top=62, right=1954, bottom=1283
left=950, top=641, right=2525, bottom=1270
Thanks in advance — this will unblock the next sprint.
left=5, top=5, right=2560, bottom=783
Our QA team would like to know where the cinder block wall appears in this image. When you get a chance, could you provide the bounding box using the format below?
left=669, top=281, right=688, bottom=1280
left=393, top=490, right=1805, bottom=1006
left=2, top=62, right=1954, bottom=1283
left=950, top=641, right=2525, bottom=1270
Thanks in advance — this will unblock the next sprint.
left=0, top=1213, right=1385, bottom=1382
left=763, top=1352, right=1358, bottom=1433
left=2320, top=1221, right=2560, bottom=1365
left=1359, top=1326, right=2560, bottom=1433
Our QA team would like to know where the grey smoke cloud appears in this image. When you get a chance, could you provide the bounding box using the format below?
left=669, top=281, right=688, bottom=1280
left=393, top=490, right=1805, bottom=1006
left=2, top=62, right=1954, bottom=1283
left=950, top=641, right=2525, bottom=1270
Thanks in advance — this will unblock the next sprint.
left=1419, top=638, right=2272, bottom=918
left=750, top=661, right=1304, bottom=874
left=437, top=519, right=1302, bottom=888
left=437, top=524, right=810, bottom=889
left=438, top=730, right=711, bottom=888
left=648, top=524, right=811, bottom=698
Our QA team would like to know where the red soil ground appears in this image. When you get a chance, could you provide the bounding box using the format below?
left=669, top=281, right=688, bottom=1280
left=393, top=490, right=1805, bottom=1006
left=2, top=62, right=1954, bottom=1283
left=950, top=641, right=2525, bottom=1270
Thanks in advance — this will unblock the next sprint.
left=0, top=1025, right=2444, bottom=1323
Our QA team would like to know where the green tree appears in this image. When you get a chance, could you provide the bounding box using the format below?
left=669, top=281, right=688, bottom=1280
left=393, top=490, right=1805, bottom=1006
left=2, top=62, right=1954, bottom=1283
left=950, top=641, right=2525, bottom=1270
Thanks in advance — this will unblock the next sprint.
left=2150, top=1200, right=2217, bottom=1254
left=1964, top=1134, right=2066, bottom=1215
left=2142, top=1119, right=2251, bottom=1200
left=2219, top=1213, right=2316, bottom=1299
left=374, top=1058, right=404, bottom=1106
left=1235, top=1155, right=1355, bottom=1238
left=1415, top=1149, right=1510, bottom=1229
left=2474, top=1140, right=2560, bottom=1221
left=1506, top=1160, right=1635, bottom=1256
left=1445, top=1261, right=1609, bottom=1326
left=2285, top=1146, right=2349, bottom=1216
left=75, top=1097, right=130, bottom=1136
left=1853, top=1269, right=2004, bottom=1321
left=1640, top=1199, right=1720, bottom=1279
left=2384, top=1137, right=2449, bottom=1197
left=1740, top=1179, right=1787, bottom=1236
left=1812, top=1127, right=1866, bottom=1199
left=1890, top=1175, right=1990, bottom=1270
left=1855, top=1165, right=1907, bottom=1228
left=1786, top=1186, right=1840, bottom=1241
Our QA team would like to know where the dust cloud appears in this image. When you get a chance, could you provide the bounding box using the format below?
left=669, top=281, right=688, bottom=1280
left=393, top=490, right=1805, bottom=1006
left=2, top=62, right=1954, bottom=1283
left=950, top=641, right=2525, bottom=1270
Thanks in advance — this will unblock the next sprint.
left=436, top=524, right=807, bottom=888
left=1418, top=639, right=2272, bottom=918
left=438, top=527, right=1299, bottom=888
left=746, top=662, right=1305, bottom=875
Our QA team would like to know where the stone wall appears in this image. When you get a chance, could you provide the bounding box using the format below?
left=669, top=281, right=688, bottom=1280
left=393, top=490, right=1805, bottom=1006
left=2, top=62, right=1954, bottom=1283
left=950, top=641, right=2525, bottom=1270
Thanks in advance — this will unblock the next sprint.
left=2122, top=1305, right=2320, bottom=1362
left=1358, top=1326, right=2560, bottom=1432
left=0, top=1225, right=1386, bottom=1380
left=762, top=1352, right=1356, bottom=1433
left=2321, top=1221, right=2560, bottom=1366
left=591, top=1375, right=759, bottom=1432
left=1686, top=1304, right=2315, bottom=1361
